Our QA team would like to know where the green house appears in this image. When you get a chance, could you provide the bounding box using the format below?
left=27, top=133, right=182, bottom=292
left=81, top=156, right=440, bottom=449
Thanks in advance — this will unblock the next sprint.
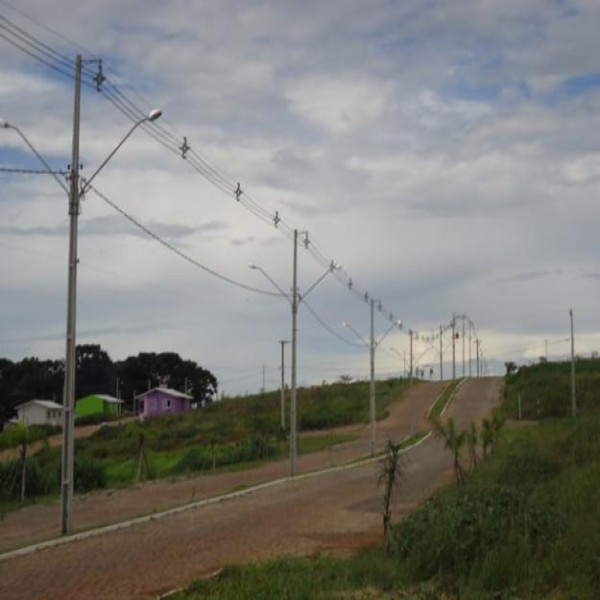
left=75, top=394, right=123, bottom=419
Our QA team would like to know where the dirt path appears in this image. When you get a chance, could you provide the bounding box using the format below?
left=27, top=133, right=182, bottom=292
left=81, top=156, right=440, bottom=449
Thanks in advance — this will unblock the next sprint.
left=0, top=378, right=502, bottom=600
left=0, top=417, right=136, bottom=462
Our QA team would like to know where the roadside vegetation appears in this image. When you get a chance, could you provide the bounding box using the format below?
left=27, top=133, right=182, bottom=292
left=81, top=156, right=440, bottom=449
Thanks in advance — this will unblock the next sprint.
left=173, top=359, right=600, bottom=599
left=0, top=378, right=408, bottom=510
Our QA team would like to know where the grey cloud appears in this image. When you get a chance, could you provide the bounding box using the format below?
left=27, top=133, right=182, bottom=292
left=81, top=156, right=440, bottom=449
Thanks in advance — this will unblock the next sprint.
left=492, top=270, right=560, bottom=285
left=80, top=216, right=226, bottom=239
left=0, top=224, right=67, bottom=237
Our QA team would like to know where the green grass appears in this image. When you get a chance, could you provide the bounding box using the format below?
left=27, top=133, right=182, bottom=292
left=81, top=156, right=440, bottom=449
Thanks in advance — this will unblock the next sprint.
left=504, top=357, right=600, bottom=420
left=1, top=377, right=409, bottom=511
left=171, top=366, right=600, bottom=599
left=427, top=379, right=463, bottom=421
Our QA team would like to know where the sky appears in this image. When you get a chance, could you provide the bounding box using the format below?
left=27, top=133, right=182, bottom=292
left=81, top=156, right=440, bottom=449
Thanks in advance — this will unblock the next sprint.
left=1, top=0, right=599, bottom=397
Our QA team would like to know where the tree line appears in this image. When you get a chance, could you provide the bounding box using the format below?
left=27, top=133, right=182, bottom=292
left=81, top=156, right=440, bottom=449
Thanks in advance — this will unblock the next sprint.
left=0, top=344, right=218, bottom=430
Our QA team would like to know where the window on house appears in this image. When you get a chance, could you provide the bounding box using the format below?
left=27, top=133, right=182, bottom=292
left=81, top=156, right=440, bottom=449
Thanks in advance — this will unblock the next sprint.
left=166, top=398, right=172, bottom=410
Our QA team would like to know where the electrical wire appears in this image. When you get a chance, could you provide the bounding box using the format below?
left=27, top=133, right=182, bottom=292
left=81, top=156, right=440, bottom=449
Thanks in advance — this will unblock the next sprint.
left=88, top=185, right=284, bottom=298
left=0, top=10, right=465, bottom=349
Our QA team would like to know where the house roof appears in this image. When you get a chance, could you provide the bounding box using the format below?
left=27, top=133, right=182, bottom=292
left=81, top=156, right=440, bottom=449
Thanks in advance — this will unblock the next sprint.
left=15, top=399, right=64, bottom=411
left=97, top=394, right=124, bottom=404
left=134, top=387, right=193, bottom=401
left=77, top=394, right=123, bottom=404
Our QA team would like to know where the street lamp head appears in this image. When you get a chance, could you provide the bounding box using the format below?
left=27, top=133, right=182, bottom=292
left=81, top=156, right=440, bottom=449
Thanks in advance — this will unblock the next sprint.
left=396, top=320, right=403, bottom=328
left=342, top=320, right=349, bottom=328
left=248, top=263, right=257, bottom=270
left=0, top=119, right=9, bottom=129
left=148, top=109, right=162, bottom=122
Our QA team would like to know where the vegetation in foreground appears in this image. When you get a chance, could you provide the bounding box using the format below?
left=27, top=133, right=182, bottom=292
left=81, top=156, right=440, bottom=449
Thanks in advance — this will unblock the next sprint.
left=173, top=361, right=600, bottom=599
left=0, top=378, right=408, bottom=509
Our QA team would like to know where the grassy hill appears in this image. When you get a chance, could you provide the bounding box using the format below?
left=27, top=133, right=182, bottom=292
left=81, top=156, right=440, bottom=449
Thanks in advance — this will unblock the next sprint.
left=0, top=377, right=409, bottom=507
left=173, top=362, right=600, bottom=599
left=504, top=357, right=600, bottom=419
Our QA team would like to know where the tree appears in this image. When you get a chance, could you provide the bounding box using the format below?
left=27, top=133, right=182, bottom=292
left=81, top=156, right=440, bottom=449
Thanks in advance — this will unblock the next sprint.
left=466, top=422, right=479, bottom=471
left=76, top=344, right=116, bottom=398
left=430, top=416, right=467, bottom=485
left=480, top=409, right=505, bottom=458
left=505, top=361, right=517, bottom=376
left=4, top=423, right=33, bottom=503
left=116, top=352, right=218, bottom=408
left=378, top=439, right=405, bottom=554
left=0, top=358, right=64, bottom=429
left=125, top=421, right=153, bottom=483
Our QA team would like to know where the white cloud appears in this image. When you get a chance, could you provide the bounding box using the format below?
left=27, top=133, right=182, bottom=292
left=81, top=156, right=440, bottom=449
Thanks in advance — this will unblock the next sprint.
left=1, top=0, right=600, bottom=394
left=285, top=75, right=394, bottom=135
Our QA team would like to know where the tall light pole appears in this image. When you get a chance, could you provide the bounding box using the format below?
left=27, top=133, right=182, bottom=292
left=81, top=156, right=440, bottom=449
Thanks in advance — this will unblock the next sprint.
left=439, top=325, right=443, bottom=381
left=343, top=315, right=401, bottom=456
left=570, top=308, right=576, bottom=417
left=451, top=313, right=456, bottom=379
left=59, top=54, right=161, bottom=535
left=249, top=242, right=340, bottom=476
left=279, top=340, right=289, bottom=430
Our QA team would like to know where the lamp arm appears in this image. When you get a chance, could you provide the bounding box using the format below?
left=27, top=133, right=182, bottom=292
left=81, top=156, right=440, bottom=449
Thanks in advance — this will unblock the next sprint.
left=2, top=123, right=69, bottom=194
left=80, top=118, right=147, bottom=194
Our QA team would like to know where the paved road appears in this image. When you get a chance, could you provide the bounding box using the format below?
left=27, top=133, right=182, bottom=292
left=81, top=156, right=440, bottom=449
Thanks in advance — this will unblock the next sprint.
left=0, top=377, right=502, bottom=600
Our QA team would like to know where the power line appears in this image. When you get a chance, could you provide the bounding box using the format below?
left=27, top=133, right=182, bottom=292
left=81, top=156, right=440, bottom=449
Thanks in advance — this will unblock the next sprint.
left=0, top=166, right=68, bottom=175
left=88, top=185, right=283, bottom=298
left=0, top=11, right=407, bottom=335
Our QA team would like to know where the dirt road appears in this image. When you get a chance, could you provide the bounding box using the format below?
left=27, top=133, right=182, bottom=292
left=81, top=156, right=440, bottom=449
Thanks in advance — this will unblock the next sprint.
left=0, top=377, right=502, bottom=600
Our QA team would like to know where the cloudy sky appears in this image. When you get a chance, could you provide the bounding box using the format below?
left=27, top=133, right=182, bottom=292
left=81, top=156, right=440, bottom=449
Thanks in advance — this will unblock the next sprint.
left=1, top=0, right=599, bottom=396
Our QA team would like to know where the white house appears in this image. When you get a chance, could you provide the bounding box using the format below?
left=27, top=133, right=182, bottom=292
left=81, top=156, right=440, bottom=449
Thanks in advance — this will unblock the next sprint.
left=15, top=400, right=64, bottom=427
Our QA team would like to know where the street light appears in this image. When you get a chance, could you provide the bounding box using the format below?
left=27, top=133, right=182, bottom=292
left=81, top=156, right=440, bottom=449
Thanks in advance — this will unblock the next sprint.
left=61, top=106, right=161, bottom=535
left=2, top=58, right=161, bottom=535
left=343, top=307, right=402, bottom=456
left=249, top=238, right=341, bottom=476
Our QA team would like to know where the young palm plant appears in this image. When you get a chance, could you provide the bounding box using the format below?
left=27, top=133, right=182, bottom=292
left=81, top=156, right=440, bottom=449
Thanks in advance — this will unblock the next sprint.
left=467, top=422, right=479, bottom=472
left=430, top=416, right=467, bottom=485
left=378, top=439, right=405, bottom=555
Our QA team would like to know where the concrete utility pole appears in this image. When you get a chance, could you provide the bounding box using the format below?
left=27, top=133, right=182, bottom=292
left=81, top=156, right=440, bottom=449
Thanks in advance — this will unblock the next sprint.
left=462, top=315, right=466, bottom=377
left=409, top=329, right=414, bottom=386
left=279, top=340, right=288, bottom=430
left=468, top=321, right=472, bottom=377
left=439, top=325, right=443, bottom=381
left=451, top=314, right=456, bottom=379
left=369, top=298, right=376, bottom=456
left=570, top=308, right=576, bottom=417
left=60, top=53, right=82, bottom=536
left=290, top=229, right=299, bottom=476
left=476, top=338, right=480, bottom=378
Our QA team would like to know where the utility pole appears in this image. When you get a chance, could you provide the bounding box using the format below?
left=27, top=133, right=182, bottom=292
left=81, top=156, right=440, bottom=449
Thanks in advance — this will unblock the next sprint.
left=290, top=229, right=299, bottom=476
left=439, top=325, right=443, bottom=381
left=369, top=298, right=376, bottom=456
left=476, top=338, right=480, bottom=378
left=468, top=321, right=472, bottom=377
left=61, top=54, right=82, bottom=536
left=261, top=364, right=266, bottom=394
left=462, top=315, right=466, bottom=377
left=409, top=329, right=414, bottom=386
left=279, top=340, right=288, bottom=431
left=451, top=314, right=456, bottom=379
left=570, top=308, right=576, bottom=417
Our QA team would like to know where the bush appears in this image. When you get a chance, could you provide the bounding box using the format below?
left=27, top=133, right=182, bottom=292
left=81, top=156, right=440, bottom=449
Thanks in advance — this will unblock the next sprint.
left=74, top=455, right=107, bottom=493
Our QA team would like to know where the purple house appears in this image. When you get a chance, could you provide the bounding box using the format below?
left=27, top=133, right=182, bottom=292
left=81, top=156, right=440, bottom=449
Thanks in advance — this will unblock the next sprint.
left=136, top=383, right=193, bottom=421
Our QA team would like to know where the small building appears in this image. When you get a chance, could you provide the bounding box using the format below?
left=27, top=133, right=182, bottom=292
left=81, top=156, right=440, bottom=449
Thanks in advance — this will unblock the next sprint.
left=15, top=400, right=64, bottom=427
left=135, top=384, right=192, bottom=421
left=75, top=394, right=123, bottom=419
